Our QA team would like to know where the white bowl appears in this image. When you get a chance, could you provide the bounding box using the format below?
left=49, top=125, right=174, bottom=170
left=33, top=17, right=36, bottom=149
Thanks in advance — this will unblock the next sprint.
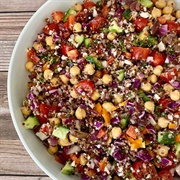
left=8, top=0, right=180, bottom=180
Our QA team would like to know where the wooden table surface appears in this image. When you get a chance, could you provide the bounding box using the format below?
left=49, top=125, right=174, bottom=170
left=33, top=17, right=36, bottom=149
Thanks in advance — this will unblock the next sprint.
left=0, top=0, right=51, bottom=179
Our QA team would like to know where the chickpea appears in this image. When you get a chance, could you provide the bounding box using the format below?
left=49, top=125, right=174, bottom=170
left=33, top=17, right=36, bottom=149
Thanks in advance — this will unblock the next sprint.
left=111, top=127, right=122, bottom=139
left=91, top=90, right=100, bottom=101
left=158, top=117, right=169, bottom=128
left=163, top=6, right=173, bottom=15
left=70, top=89, right=78, bottom=98
left=75, top=107, right=86, bottom=119
left=163, top=83, right=174, bottom=93
left=170, top=90, right=180, bottom=101
left=107, top=32, right=117, bottom=41
left=114, top=94, right=124, bottom=104
left=102, top=102, right=116, bottom=112
left=155, top=0, right=166, bottom=9
left=69, top=134, right=78, bottom=143
left=20, top=106, right=31, bottom=115
left=79, top=153, right=88, bottom=166
left=74, top=3, right=83, bottom=11
left=49, top=118, right=60, bottom=125
left=153, top=65, right=163, bottom=76
left=73, top=23, right=82, bottom=32
left=45, top=36, right=53, bottom=46
left=152, top=7, right=162, bottom=18
left=163, top=14, right=175, bottom=20
left=70, top=77, right=78, bottom=85
left=141, top=82, right=152, bottom=92
left=70, top=65, right=80, bottom=77
left=58, top=136, right=70, bottom=146
left=167, top=0, right=175, bottom=8
left=144, top=101, right=155, bottom=113
left=50, top=77, right=60, bottom=87
left=176, top=10, right=180, bottom=19
left=60, top=74, right=69, bottom=84
left=102, top=74, right=112, bottom=85
left=162, top=114, right=171, bottom=125
left=48, top=145, right=58, bottom=155
left=148, top=74, right=158, bottom=84
left=25, top=61, right=34, bottom=72
left=156, top=145, right=170, bottom=157
left=84, top=63, right=95, bottom=75
left=33, top=42, right=43, bottom=51
left=44, top=69, right=53, bottom=80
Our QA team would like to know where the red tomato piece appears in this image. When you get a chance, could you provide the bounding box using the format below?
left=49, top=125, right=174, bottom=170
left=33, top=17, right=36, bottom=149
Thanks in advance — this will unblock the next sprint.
left=75, top=11, right=89, bottom=23
left=160, top=67, right=178, bottom=83
left=89, top=16, right=107, bottom=32
left=52, top=11, right=64, bottom=23
left=61, top=43, right=73, bottom=56
left=150, top=51, right=165, bottom=66
left=42, top=23, right=59, bottom=35
left=101, top=5, right=108, bottom=18
left=166, top=21, right=179, bottom=33
left=62, top=22, right=71, bottom=38
left=67, top=14, right=75, bottom=30
left=75, top=80, right=95, bottom=96
left=133, top=17, right=148, bottom=32
left=27, top=49, right=40, bottom=63
left=133, top=161, right=158, bottom=180
left=37, top=104, right=50, bottom=124
left=67, top=49, right=79, bottom=60
left=158, top=98, right=172, bottom=110
left=131, top=47, right=150, bottom=60
left=83, top=1, right=96, bottom=9
left=158, top=170, right=173, bottom=180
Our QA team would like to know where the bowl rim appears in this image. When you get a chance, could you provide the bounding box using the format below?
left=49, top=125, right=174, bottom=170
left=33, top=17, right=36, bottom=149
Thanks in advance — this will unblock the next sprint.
left=7, top=1, right=58, bottom=179
left=7, top=0, right=180, bottom=179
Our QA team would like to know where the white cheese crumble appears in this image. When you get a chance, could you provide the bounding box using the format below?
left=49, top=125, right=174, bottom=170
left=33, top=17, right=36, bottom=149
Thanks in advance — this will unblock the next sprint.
left=158, top=41, right=166, bottom=52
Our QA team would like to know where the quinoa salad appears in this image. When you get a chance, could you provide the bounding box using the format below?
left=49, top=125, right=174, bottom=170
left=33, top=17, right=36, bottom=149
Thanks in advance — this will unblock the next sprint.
left=21, top=0, right=180, bottom=179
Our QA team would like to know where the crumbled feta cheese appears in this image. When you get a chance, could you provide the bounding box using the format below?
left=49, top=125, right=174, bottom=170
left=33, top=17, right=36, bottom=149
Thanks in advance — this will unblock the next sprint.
left=61, top=55, right=68, bottom=60
left=154, top=94, right=160, bottom=101
left=140, top=12, right=150, bottom=18
left=93, top=8, right=98, bottom=17
left=158, top=41, right=166, bottom=52
left=36, top=131, right=48, bottom=141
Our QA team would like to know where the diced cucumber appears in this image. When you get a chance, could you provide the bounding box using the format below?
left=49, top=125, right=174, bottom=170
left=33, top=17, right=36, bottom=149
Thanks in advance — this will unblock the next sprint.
left=85, top=56, right=103, bottom=70
left=137, top=0, right=153, bottom=8
left=52, top=126, right=69, bottom=140
left=75, top=34, right=85, bottom=45
left=158, top=131, right=176, bottom=145
left=63, top=8, right=76, bottom=22
left=109, top=20, right=123, bottom=33
left=23, top=116, right=40, bottom=129
left=122, top=9, right=131, bottom=20
left=117, top=70, right=125, bottom=82
left=175, top=142, right=180, bottom=158
left=84, top=38, right=92, bottom=48
left=120, top=117, right=128, bottom=129
left=139, top=27, right=149, bottom=40
left=61, top=162, right=74, bottom=175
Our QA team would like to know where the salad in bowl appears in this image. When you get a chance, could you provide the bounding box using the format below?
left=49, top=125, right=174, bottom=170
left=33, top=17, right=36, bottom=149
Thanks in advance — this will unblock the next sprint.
left=9, top=0, right=180, bottom=179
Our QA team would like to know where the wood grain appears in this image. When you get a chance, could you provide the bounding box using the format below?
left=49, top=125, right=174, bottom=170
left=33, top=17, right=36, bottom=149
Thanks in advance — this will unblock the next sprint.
left=0, top=177, right=50, bottom=180
left=0, top=0, right=51, bottom=178
left=0, top=140, right=50, bottom=176
left=0, top=0, right=46, bottom=12
left=0, top=13, right=34, bottom=71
